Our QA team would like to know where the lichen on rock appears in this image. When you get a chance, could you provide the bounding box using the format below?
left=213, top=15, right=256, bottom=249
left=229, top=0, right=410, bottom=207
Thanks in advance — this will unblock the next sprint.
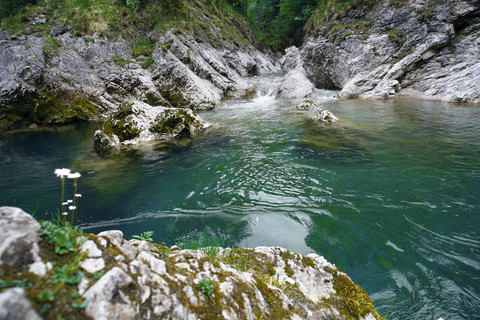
left=0, top=206, right=385, bottom=320
left=93, top=101, right=211, bottom=154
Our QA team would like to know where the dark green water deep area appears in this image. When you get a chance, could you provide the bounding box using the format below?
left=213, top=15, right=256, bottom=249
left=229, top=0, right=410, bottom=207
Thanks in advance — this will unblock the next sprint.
left=1, top=75, right=479, bottom=319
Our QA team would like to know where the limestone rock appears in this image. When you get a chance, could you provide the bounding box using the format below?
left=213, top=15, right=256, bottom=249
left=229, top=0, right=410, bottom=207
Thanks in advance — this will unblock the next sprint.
left=83, top=267, right=136, bottom=320
left=0, top=207, right=40, bottom=269
left=301, top=0, right=480, bottom=103
left=93, top=101, right=211, bottom=153
left=312, top=109, right=339, bottom=123
left=0, top=207, right=384, bottom=320
left=0, top=288, right=41, bottom=320
left=277, top=69, right=315, bottom=99
left=152, top=51, right=222, bottom=110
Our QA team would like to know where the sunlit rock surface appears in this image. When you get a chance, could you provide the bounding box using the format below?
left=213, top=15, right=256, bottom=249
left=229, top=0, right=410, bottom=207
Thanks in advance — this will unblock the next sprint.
left=0, top=207, right=385, bottom=320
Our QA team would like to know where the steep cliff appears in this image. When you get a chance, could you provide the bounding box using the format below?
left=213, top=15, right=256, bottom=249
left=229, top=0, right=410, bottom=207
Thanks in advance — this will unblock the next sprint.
left=0, top=207, right=385, bottom=320
left=0, top=0, right=279, bottom=134
left=300, top=0, right=480, bottom=103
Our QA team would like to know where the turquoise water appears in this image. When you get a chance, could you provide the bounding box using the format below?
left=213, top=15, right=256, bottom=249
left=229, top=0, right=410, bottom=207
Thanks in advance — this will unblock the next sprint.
left=1, top=75, right=479, bottom=319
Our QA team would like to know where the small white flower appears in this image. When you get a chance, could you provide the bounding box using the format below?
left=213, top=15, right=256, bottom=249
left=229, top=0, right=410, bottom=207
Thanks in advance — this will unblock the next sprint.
left=67, top=200, right=73, bottom=204
left=62, top=212, right=68, bottom=216
left=75, top=194, right=82, bottom=198
left=68, top=172, right=81, bottom=179
left=62, top=202, right=69, bottom=206
left=69, top=206, right=76, bottom=211
left=54, top=168, right=71, bottom=178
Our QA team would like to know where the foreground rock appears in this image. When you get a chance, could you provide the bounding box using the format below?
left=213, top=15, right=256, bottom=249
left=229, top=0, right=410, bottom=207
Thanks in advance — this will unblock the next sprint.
left=93, top=101, right=211, bottom=154
left=0, top=206, right=384, bottom=320
left=300, top=0, right=480, bottom=103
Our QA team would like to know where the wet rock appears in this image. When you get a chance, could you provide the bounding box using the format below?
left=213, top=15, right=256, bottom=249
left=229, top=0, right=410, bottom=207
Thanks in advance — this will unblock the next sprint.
left=0, top=288, right=41, bottom=320
left=93, top=101, right=211, bottom=153
left=312, top=110, right=338, bottom=123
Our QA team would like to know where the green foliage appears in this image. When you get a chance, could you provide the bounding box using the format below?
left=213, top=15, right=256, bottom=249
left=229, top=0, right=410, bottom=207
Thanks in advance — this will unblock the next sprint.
left=386, top=28, right=406, bottom=45
left=39, top=220, right=86, bottom=255
left=0, top=278, right=33, bottom=289
left=42, top=37, right=63, bottom=63
left=248, top=0, right=318, bottom=50
left=197, top=279, right=214, bottom=299
left=52, top=264, right=85, bottom=284
left=328, top=19, right=372, bottom=38
left=112, top=54, right=133, bottom=67
left=132, top=39, right=155, bottom=57
left=138, top=55, right=154, bottom=68
left=133, top=230, right=154, bottom=242
left=0, top=0, right=37, bottom=18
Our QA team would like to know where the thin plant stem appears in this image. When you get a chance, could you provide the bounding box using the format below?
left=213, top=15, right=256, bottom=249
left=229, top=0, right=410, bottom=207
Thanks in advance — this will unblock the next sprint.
left=72, top=178, right=78, bottom=225
left=61, top=178, right=66, bottom=225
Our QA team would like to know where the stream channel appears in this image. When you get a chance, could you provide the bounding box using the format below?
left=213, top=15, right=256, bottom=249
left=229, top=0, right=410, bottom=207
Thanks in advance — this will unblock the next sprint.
left=1, top=74, right=479, bottom=319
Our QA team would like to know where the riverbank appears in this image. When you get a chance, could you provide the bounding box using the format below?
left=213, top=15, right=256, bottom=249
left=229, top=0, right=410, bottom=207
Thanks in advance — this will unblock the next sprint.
left=0, top=206, right=384, bottom=320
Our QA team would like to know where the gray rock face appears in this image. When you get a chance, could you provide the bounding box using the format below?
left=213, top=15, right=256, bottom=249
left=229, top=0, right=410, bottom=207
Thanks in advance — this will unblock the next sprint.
left=0, top=288, right=41, bottom=320
left=301, top=0, right=480, bottom=103
left=0, top=30, right=279, bottom=133
left=0, top=207, right=40, bottom=268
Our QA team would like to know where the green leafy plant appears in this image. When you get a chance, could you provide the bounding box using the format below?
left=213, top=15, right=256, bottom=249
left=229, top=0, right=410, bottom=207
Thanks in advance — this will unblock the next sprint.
left=52, top=264, right=84, bottom=284
left=39, top=220, right=86, bottom=255
left=133, top=231, right=154, bottom=242
left=197, top=279, right=214, bottom=299
left=0, top=279, right=33, bottom=289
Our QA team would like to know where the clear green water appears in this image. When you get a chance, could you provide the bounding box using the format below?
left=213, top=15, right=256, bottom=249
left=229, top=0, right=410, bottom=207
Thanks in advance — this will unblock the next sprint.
left=1, top=75, right=479, bottom=319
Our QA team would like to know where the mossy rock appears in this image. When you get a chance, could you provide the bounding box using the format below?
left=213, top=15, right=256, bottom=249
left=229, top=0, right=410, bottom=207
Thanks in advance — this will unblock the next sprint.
left=150, top=109, right=198, bottom=136
left=101, top=104, right=140, bottom=142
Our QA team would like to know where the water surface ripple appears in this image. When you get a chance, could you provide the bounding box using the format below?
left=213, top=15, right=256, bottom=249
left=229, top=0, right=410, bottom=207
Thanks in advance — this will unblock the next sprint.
left=0, top=75, right=479, bottom=319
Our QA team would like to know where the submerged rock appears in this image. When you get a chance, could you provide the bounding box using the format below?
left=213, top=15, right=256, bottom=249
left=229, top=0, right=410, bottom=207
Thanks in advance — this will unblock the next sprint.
left=93, top=101, right=211, bottom=154
left=0, top=207, right=385, bottom=320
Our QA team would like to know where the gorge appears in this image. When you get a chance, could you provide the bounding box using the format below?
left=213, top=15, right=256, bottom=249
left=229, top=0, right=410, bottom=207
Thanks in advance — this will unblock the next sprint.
left=1, top=0, right=479, bottom=319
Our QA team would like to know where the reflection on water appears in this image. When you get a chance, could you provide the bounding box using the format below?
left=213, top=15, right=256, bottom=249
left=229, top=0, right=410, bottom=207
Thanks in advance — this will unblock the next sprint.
left=0, top=75, right=479, bottom=320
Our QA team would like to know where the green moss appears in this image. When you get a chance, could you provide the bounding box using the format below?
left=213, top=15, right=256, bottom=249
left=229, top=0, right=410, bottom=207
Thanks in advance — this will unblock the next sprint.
left=150, top=109, right=198, bottom=136
left=112, top=54, right=133, bottom=67
left=386, top=29, right=406, bottom=46
left=132, top=39, right=155, bottom=58
left=102, top=105, right=140, bottom=142
left=332, top=273, right=385, bottom=320
left=389, top=0, right=409, bottom=8
left=138, top=55, right=154, bottom=69
left=328, top=19, right=372, bottom=37
left=42, top=36, right=63, bottom=63
left=33, top=94, right=99, bottom=125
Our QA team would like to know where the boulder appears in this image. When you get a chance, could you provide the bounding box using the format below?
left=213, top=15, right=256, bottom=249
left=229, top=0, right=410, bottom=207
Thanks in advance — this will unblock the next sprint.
left=152, top=51, right=222, bottom=110
left=277, top=69, right=315, bottom=99
left=93, top=101, right=211, bottom=154
left=0, top=207, right=41, bottom=269
left=0, top=288, right=41, bottom=320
